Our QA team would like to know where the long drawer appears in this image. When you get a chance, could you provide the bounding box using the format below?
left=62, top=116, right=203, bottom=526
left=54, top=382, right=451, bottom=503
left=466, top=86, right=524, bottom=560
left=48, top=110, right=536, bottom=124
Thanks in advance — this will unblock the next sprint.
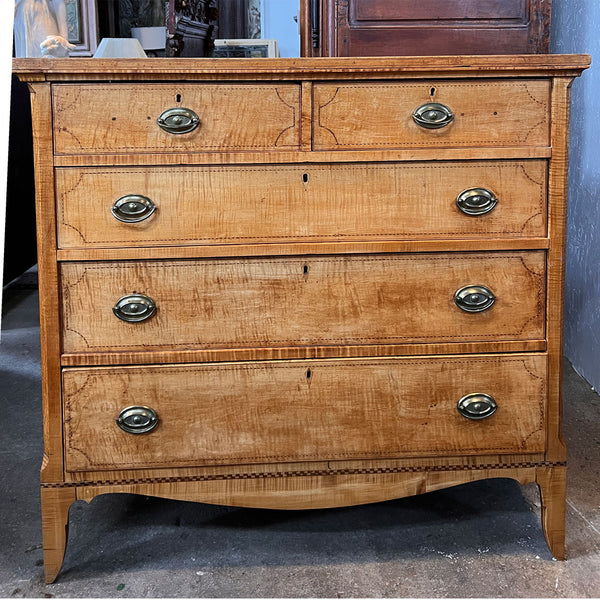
left=60, top=252, right=546, bottom=354
left=62, top=354, right=547, bottom=471
left=52, top=83, right=301, bottom=155
left=56, top=161, right=547, bottom=249
left=313, top=80, right=550, bottom=150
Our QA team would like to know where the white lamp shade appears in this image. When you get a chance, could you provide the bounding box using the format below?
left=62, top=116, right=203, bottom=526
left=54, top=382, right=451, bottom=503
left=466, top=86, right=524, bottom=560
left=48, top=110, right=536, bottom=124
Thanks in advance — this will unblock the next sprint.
left=131, top=27, right=167, bottom=51
left=93, top=38, right=147, bottom=58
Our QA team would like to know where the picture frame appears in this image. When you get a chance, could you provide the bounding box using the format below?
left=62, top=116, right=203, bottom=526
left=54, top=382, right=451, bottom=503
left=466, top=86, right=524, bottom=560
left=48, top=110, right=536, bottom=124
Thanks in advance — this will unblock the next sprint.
left=213, top=38, right=279, bottom=58
left=64, top=0, right=98, bottom=56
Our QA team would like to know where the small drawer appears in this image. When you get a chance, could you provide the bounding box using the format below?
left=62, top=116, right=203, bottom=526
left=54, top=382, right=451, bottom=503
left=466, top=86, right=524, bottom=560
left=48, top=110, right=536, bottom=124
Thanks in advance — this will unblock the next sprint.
left=56, top=160, right=547, bottom=249
left=52, top=83, right=300, bottom=155
left=313, top=80, right=550, bottom=150
left=62, top=353, right=547, bottom=471
left=60, top=252, right=546, bottom=355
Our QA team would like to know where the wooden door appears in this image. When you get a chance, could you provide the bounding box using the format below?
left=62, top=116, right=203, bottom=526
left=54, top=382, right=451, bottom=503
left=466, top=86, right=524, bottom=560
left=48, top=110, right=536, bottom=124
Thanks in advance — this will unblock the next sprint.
left=302, top=0, right=551, bottom=57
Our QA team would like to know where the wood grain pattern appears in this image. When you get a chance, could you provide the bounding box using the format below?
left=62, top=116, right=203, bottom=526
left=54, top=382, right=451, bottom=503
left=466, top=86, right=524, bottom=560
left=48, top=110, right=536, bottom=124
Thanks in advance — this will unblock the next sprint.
left=59, top=340, right=548, bottom=368
left=73, top=467, right=539, bottom=509
left=537, top=465, right=566, bottom=560
left=300, top=0, right=312, bottom=58
left=51, top=147, right=552, bottom=168
left=314, top=0, right=552, bottom=57
left=60, top=252, right=546, bottom=355
left=314, top=80, right=550, bottom=150
left=531, top=0, right=553, bottom=55
left=15, top=59, right=569, bottom=80
left=62, top=354, right=547, bottom=472
left=56, top=161, right=547, bottom=249
left=40, top=487, right=76, bottom=583
left=52, top=83, right=300, bottom=155
left=63, top=452, right=549, bottom=484
left=354, top=0, right=528, bottom=20
left=28, top=83, right=64, bottom=484
left=347, top=0, right=546, bottom=56
left=56, top=238, right=551, bottom=263
left=544, top=77, right=573, bottom=463
left=14, top=55, right=590, bottom=82
left=12, top=56, right=589, bottom=580
left=301, top=81, right=313, bottom=150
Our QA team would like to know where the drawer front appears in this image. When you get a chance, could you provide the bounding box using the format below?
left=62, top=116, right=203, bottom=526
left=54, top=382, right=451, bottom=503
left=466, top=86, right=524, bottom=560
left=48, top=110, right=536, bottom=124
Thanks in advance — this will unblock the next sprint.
left=52, top=83, right=300, bottom=155
left=60, top=252, right=545, bottom=354
left=62, top=354, right=547, bottom=471
left=313, top=80, right=550, bottom=150
left=56, top=160, right=547, bottom=249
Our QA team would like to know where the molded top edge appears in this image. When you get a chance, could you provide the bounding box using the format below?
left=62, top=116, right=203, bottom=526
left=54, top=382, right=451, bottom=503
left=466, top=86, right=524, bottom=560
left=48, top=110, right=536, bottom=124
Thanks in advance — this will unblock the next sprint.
left=12, top=54, right=591, bottom=81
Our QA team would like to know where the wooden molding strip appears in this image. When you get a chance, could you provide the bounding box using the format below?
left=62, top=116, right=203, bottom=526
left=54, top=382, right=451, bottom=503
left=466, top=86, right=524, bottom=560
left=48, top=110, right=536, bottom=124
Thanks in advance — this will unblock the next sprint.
left=13, top=55, right=591, bottom=82
left=43, top=460, right=566, bottom=489
left=52, top=147, right=552, bottom=167
left=57, top=238, right=551, bottom=263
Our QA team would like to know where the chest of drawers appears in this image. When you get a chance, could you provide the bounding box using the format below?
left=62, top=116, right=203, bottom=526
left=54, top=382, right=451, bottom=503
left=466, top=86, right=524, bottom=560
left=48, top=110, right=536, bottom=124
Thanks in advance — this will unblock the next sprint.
left=13, top=54, right=589, bottom=582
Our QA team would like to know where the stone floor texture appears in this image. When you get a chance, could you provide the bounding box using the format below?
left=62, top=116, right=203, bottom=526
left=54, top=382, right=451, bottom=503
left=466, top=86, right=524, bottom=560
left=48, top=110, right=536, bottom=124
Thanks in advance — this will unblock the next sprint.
left=1, top=271, right=599, bottom=597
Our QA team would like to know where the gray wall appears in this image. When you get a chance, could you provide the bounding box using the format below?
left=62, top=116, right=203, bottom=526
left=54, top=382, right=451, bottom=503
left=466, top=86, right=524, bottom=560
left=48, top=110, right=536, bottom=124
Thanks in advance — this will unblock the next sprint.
left=551, top=1, right=599, bottom=389
left=260, top=0, right=300, bottom=57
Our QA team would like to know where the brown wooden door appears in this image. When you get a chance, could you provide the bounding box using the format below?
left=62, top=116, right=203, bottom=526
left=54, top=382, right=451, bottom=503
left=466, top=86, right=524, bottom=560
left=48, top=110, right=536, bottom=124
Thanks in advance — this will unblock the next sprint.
left=302, top=0, right=551, bottom=57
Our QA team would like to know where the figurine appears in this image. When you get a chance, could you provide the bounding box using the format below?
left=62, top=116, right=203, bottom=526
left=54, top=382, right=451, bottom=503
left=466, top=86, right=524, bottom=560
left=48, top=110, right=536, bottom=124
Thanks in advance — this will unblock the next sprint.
left=14, top=0, right=73, bottom=57
left=40, top=34, right=75, bottom=57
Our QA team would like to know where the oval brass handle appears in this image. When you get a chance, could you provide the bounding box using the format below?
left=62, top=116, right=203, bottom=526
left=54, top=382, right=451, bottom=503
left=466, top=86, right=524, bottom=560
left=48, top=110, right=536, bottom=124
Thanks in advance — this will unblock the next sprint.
left=454, top=285, right=496, bottom=313
left=457, top=393, right=498, bottom=420
left=413, top=102, right=454, bottom=129
left=113, top=294, right=156, bottom=323
left=116, top=406, right=159, bottom=434
left=111, top=194, right=156, bottom=223
left=456, top=188, right=498, bottom=216
left=157, top=107, right=200, bottom=134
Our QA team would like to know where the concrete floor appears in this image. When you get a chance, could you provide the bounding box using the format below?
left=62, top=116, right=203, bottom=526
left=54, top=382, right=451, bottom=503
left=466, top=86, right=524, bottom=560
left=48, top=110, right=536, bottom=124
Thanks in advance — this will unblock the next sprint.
left=1, top=270, right=599, bottom=598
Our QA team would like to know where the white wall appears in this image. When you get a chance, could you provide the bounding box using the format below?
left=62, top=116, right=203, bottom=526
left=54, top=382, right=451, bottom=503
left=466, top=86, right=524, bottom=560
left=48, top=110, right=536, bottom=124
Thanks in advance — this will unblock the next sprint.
left=551, top=3, right=599, bottom=389
left=260, top=0, right=299, bottom=57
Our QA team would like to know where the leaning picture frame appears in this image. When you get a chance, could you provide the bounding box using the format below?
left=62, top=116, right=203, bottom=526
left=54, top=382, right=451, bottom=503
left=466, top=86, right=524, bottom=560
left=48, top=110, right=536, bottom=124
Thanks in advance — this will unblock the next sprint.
left=213, top=38, right=280, bottom=58
left=64, top=0, right=98, bottom=56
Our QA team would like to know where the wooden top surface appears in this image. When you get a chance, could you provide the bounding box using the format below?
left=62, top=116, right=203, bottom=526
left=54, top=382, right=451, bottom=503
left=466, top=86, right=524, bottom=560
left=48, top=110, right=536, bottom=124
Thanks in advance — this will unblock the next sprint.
left=13, top=54, right=590, bottom=81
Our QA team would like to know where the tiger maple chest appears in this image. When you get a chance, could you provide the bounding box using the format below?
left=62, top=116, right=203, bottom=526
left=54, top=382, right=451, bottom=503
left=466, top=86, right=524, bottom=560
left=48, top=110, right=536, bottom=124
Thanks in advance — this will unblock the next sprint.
left=12, top=54, right=589, bottom=582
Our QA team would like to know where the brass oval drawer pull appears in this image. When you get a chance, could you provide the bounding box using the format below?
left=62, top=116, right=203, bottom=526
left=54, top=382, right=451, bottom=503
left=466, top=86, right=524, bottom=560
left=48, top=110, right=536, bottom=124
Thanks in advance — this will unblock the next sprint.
left=412, top=102, right=454, bottom=129
left=113, top=294, right=156, bottom=322
left=116, top=406, right=159, bottom=434
left=157, top=107, right=200, bottom=134
left=111, top=194, right=156, bottom=223
left=457, top=393, right=498, bottom=420
left=456, top=188, right=498, bottom=216
left=454, top=285, right=496, bottom=313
